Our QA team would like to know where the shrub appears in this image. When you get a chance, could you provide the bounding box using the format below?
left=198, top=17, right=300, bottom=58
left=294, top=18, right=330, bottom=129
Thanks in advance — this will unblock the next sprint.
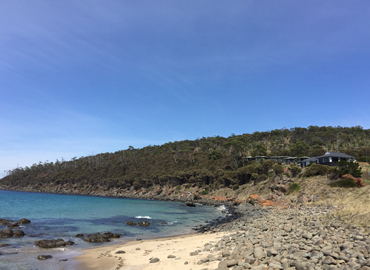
left=329, top=178, right=357, bottom=188
left=232, top=184, right=239, bottom=190
left=287, top=183, right=300, bottom=195
left=176, top=185, right=181, bottom=190
left=272, top=164, right=284, bottom=176
left=201, top=190, right=209, bottom=195
left=329, top=174, right=366, bottom=188
left=290, top=165, right=302, bottom=177
left=337, top=160, right=362, bottom=178
left=303, top=163, right=329, bottom=177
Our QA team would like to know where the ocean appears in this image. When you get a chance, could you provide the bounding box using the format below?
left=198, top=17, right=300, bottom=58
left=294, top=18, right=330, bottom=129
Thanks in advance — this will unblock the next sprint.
left=0, top=190, right=225, bottom=270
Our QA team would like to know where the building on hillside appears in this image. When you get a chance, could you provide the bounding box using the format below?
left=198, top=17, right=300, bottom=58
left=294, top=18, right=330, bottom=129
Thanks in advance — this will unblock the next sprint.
left=244, top=156, right=310, bottom=164
left=299, top=152, right=355, bottom=168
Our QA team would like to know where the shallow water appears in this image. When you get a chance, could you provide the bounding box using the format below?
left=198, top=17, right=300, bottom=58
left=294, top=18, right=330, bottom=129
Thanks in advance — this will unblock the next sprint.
left=0, top=190, right=224, bottom=269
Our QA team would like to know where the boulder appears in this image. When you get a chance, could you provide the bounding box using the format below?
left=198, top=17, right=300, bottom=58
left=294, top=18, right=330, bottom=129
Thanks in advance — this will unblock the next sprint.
left=150, top=257, right=160, bottom=263
left=34, top=239, right=67, bottom=248
left=126, top=221, right=137, bottom=226
left=17, top=218, right=31, bottom=224
left=102, top=232, right=121, bottom=238
left=13, top=230, right=25, bottom=237
left=0, top=218, right=13, bottom=226
left=138, top=221, right=150, bottom=227
left=185, top=202, right=196, bottom=207
left=0, top=229, right=13, bottom=238
left=83, top=233, right=110, bottom=243
left=7, top=223, right=20, bottom=229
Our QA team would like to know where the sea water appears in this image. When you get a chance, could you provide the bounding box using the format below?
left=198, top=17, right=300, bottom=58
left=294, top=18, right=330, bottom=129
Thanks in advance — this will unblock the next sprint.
left=0, top=190, right=225, bottom=270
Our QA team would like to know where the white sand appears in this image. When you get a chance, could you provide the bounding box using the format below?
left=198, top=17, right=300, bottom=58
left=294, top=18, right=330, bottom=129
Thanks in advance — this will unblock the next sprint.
left=76, top=232, right=229, bottom=270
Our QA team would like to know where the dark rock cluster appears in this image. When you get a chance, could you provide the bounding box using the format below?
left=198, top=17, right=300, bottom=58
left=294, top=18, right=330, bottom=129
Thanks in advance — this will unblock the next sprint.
left=0, top=218, right=29, bottom=238
left=34, top=239, right=75, bottom=248
left=77, top=232, right=121, bottom=243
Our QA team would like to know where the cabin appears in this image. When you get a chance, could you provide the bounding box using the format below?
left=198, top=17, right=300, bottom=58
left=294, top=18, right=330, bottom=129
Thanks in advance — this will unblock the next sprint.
left=299, top=152, right=355, bottom=168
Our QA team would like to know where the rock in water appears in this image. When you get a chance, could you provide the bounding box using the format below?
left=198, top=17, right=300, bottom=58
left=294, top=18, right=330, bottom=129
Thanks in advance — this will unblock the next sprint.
left=34, top=239, right=67, bottom=248
left=0, top=229, right=13, bottom=238
left=185, top=202, right=196, bottom=207
left=126, top=221, right=136, bottom=226
left=138, top=221, right=150, bottom=227
left=17, top=218, right=31, bottom=224
left=13, top=230, right=25, bottom=237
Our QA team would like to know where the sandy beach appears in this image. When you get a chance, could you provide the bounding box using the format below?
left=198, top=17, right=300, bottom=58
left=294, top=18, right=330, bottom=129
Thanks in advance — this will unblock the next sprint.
left=76, top=232, right=229, bottom=270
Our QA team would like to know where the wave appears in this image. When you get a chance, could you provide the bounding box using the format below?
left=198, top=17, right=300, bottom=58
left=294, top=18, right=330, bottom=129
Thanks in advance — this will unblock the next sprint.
left=135, top=216, right=152, bottom=219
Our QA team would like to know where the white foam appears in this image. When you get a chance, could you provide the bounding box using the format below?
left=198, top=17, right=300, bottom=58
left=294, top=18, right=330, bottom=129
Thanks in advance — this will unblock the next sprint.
left=135, top=216, right=152, bottom=219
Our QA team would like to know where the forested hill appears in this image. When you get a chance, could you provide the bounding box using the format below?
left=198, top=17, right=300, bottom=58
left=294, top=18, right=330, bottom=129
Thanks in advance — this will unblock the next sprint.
left=1, top=126, right=370, bottom=190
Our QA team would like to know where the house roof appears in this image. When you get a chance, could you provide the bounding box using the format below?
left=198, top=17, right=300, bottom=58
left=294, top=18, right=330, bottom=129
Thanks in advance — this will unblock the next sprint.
left=299, top=152, right=355, bottom=163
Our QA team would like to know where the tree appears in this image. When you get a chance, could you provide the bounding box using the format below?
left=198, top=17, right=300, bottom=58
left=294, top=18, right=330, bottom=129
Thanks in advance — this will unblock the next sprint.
left=337, top=160, right=362, bottom=178
left=251, top=143, right=267, bottom=157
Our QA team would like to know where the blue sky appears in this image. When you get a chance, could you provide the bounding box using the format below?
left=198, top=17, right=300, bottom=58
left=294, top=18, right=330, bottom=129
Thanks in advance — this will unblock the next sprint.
left=1, top=0, right=370, bottom=176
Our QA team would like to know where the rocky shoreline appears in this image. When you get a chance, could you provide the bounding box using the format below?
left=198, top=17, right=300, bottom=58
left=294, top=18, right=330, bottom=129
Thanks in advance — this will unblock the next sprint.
left=187, top=203, right=370, bottom=270
left=3, top=184, right=370, bottom=269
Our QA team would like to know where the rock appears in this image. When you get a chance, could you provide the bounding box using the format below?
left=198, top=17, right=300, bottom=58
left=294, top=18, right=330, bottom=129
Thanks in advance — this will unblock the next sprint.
left=150, top=257, right=160, bottom=263
left=35, top=239, right=67, bottom=248
left=322, top=256, right=337, bottom=265
left=37, top=255, right=53, bottom=260
left=167, top=255, right=176, bottom=258
left=126, top=221, right=136, bottom=226
left=138, top=221, right=150, bottom=227
left=76, top=234, right=84, bottom=238
left=0, top=229, right=13, bottom=238
left=0, top=218, right=13, bottom=226
left=17, top=218, right=31, bottom=224
left=83, top=233, right=110, bottom=243
left=115, top=250, right=126, bottom=254
left=297, top=193, right=308, bottom=204
left=185, top=202, right=196, bottom=207
left=222, top=250, right=230, bottom=257
left=65, top=241, right=75, bottom=246
left=102, top=232, right=121, bottom=238
left=190, top=251, right=198, bottom=256
left=254, top=247, right=266, bottom=259
left=7, top=223, right=20, bottom=229
left=13, top=230, right=25, bottom=237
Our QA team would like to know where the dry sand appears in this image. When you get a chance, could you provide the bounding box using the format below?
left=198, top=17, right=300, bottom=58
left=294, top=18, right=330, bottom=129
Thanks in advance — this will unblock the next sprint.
left=75, top=232, right=228, bottom=270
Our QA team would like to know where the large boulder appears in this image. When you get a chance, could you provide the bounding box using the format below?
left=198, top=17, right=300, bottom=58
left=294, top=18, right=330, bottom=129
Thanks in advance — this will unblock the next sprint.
left=0, top=229, right=13, bottom=238
left=83, top=233, right=110, bottom=243
left=0, top=218, right=13, bottom=226
left=17, top=218, right=31, bottom=224
left=138, top=221, right=150, bottom=227
left=185, top=202, right=196, bottom=207
left=34, top=239, right=69, bottom=248
left=13, top=230, right=25, bottom=237
left=7, top=223, right=20, bottom=229
left=126, top=221, right=136, bottom=226
left=102, top=232, right=121, bottom=238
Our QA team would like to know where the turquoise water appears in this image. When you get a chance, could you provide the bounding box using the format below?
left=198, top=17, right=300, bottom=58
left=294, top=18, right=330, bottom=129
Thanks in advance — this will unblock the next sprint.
left=0, top=190, right=224, bottom=270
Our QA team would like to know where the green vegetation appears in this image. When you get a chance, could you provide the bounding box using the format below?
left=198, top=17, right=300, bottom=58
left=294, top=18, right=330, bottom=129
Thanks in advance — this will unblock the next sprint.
left=329, top=178, right=357, bottom=188
left=303, top=163, right=330, bottom=177
left=287, top=183, right=300, bottom=195
left=336, top=159, right=363, bottom=177
left=1, top=126, right=369, bottom=190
